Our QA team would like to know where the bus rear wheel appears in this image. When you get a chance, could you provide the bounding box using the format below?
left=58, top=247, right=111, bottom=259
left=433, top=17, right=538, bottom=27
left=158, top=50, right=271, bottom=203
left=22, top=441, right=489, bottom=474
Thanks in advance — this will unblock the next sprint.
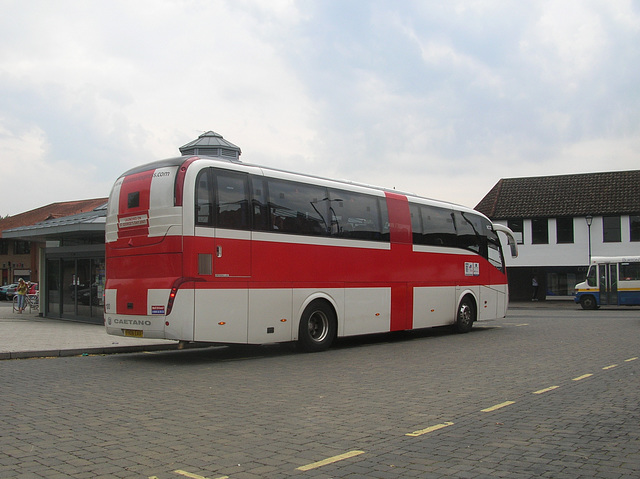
left=298, top=300, right=336, bottom=352
left=580, top=295, right=597, bottom=310
left=454, top=296, right=475, bottom=333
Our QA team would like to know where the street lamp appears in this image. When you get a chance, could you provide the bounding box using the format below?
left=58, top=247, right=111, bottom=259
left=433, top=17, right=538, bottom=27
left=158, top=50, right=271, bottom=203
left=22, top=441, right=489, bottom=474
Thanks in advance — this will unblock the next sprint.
left=585, top=215, right=593, bottom=263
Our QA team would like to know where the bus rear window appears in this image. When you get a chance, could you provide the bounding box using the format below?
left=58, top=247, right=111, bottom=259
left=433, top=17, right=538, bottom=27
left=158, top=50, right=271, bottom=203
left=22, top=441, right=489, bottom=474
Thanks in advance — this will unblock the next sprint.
left=128, top=192, right=140, bottom=209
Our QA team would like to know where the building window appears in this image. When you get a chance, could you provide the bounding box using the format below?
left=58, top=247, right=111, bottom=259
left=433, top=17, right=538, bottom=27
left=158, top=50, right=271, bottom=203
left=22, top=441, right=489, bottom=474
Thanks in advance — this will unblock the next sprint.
left=507, top=219, right=524, bottom=244
left=603, top=216, right=621, bottom=243
left=14, top=241, right=30, bottom=255
left=0, top=240, right=8, bottom=255
left=630, top=215, right=640, bottom=242
left=531, top=218, right=548, bottom=244
left=556, top=217, right=574, bottom=244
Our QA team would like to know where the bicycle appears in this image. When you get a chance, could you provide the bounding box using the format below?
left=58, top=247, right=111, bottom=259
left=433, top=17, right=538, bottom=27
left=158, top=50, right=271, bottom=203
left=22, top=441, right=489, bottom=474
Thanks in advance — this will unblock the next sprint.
left=13, top=293, right=39, bottom=313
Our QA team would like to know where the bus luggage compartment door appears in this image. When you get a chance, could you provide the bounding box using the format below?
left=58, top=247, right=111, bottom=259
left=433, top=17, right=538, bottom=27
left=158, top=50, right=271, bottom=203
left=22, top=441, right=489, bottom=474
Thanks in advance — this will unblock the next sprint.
left=213, top=231, right=251, bottom=278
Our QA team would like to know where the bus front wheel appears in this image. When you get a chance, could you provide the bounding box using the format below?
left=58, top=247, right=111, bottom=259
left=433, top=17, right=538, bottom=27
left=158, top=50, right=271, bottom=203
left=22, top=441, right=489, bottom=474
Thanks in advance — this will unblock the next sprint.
left=454, top=296, right=475, bottom=333
left=298, top=300, right=336, bottom=352
left=580, top=295, right=597, bottom=310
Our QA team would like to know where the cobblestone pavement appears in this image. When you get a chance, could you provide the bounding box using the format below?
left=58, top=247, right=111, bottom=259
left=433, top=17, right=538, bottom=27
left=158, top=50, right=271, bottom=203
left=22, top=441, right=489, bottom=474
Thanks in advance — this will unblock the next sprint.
left=1, top=306, right=638, bottom=478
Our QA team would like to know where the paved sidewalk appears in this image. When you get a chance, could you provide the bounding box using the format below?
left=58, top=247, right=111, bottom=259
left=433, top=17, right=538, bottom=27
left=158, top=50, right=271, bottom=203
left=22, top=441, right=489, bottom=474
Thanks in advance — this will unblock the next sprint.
left=0, top=302, right=179, bottom=360
left=0, top=299, right=581, bottom=360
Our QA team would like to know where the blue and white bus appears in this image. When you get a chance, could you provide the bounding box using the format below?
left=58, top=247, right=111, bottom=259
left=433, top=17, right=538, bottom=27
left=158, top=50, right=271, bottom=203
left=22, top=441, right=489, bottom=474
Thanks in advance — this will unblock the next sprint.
left=575, top=256, right=640, bottom=309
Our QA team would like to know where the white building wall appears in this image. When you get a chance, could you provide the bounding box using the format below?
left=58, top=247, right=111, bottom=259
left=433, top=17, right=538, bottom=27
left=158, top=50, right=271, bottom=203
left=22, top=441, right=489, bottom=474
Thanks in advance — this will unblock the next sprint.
left=495, top=215, right=640, bottom=268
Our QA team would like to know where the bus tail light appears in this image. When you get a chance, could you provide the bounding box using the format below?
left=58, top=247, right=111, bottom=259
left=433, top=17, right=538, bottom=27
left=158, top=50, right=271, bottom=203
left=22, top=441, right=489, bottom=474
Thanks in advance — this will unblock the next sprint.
left=166, top=286, right=179, bottom=315
left=166, top=277, right=204, bottom=316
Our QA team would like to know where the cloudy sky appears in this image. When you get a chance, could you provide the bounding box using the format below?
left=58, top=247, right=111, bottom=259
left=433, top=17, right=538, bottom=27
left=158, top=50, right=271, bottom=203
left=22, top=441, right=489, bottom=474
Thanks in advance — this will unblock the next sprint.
left=1, top=0, right=639, bottom=216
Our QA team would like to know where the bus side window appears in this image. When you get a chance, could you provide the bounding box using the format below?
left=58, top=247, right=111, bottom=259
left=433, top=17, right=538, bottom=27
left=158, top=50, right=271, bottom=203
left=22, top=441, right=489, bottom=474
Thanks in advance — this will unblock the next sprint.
left=409, top=203, right=423, bottom=244
left=619, top=262, right=640, bottom=281
left=454, top=211, right=482, bottom=255
left=267, top=179, right=329, bottom=236
left=378, top=198, right=390, bottom=241
left=195, top=169, right=213, bottom=226
left=328, top=189, right=384, bottom=241
left=215, top=171, right=250, bottom=230
left=251, top=177, right=269, bottom=231
left=586, top=266, right=597, bottom=286
left=421, top=205, right=456, bottom=247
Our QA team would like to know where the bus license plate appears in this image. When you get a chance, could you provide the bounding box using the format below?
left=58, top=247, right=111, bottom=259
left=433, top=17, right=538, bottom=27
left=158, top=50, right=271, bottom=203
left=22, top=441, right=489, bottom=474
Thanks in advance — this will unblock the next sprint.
left=124, top=329, right=143, bottom=338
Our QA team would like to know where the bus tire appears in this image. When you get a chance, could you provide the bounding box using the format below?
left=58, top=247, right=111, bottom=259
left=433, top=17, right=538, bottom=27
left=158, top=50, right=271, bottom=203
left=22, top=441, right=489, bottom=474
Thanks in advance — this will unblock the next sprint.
left=298, top=300, right=336, bottom=352
left=580, top=295, right=597, bottom=310
left=454, top=296, right=475, bottom=333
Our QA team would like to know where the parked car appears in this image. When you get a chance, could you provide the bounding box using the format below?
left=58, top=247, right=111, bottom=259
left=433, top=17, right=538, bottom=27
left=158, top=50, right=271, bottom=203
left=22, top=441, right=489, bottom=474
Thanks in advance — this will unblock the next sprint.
left=0, top=283, right=18, bottom=301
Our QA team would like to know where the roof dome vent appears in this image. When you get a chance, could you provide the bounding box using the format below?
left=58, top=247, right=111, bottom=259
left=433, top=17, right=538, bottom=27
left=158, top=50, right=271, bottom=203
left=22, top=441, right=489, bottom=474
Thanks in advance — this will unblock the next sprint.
left=179, top=131, right=241, bottom=161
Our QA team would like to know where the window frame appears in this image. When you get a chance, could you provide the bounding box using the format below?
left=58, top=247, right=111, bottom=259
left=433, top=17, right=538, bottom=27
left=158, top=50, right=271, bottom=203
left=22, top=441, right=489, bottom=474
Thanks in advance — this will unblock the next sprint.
left=531, top=218, right=549, bottom=245
left=328, top=189, right=385, bottom=241
left=266, top=178, right=330, bottom=237
left=410, top=203, right=457, bottom=248
left=603, top=215, right=621, bottom=243
left=195, top=168, right=251, bottom=230
left=555, top=217, right=574, bottom=244
left=619, top=262, right=640, bottom=281
left=195, top=168, right=214, bottom=227
left=630, top=215, right=640, bottom=242
left=214, top=170, right=250, bottom=230
left=14, top=240, right=31, bottom=255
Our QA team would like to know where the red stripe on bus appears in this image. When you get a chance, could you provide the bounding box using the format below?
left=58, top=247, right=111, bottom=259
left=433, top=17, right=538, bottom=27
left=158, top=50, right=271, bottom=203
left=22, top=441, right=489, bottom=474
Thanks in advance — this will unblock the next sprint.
left=116, top=170, right=154, bottom=238
left=385, top=192, right=412, bottom=245
left=118, top=170, right=154, bottom=214
left=108, top=236, right=499, bottom=287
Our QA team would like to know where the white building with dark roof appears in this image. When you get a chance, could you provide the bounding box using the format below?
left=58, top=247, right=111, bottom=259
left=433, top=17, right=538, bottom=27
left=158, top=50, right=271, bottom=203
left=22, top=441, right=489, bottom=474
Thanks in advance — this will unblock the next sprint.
left=475, top=170, right=640, bottom=301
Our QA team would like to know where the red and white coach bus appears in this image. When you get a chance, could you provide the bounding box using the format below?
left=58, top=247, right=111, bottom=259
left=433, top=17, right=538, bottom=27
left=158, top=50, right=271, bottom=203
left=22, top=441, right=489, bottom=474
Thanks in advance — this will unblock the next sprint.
left=104, top=155, right=517, bottom=351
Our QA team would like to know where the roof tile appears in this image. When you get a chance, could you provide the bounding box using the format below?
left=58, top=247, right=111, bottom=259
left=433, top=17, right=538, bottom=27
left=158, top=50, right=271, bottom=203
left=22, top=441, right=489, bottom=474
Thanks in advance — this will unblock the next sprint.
left=475, top=170, right=640, bottom=219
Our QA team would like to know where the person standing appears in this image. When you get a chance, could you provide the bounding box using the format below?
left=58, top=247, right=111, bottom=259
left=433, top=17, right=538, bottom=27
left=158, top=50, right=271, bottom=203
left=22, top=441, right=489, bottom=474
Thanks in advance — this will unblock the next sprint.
left=531, top=276, right=539, bottom=301
left=16, top=278, right=28, bottom=313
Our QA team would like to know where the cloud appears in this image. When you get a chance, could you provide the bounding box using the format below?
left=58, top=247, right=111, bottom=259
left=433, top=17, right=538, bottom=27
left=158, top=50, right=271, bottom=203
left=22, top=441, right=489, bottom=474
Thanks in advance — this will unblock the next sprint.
left=1, top=0, right=639, bottom=216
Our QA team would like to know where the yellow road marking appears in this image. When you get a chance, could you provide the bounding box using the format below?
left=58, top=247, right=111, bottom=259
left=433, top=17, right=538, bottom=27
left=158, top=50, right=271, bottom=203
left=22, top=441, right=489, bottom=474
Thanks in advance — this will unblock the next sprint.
left=572, top=374, right=593, bottom=381
left=625, top=357, right=638, bottom=362
left=174, top=470, right=228, bottom=479
left=532, top=385, right=559, bottom=395
left=406, top=421, right=454, bottom=437
left=481, top=401, right=515, bottom=412
left=515, top=323, right=529, bottom=327
left=602, top=364, right=618, bottom=370
left=296, top=450, right=365, bottom=471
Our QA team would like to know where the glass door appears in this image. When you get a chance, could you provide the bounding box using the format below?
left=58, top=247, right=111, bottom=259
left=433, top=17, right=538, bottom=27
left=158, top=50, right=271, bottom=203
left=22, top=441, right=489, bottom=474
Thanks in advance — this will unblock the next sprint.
left=608, top=263, right=618, bottom=305
left=61, top=259, right=76, bottom=317
left=76, top=259, right=92, bottom=318
left=46, top=255, right=105, bottom=323
left=46, top=259, right=61, bottom=316
left=92, top=260, right=106, bottom=318
left=598, top=263, right=619, bottom=306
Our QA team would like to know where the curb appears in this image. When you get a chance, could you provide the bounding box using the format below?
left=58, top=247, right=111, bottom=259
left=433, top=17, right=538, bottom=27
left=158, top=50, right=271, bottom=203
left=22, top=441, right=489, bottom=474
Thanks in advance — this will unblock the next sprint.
left=0, top=342, right=216, bottom=361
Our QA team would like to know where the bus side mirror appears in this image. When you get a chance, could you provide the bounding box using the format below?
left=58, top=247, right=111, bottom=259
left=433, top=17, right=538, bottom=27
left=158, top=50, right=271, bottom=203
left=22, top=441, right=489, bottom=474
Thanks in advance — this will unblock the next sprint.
left=492, top=224, right=518, bottom=258
left=509, top=239, right=518, bottom=258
